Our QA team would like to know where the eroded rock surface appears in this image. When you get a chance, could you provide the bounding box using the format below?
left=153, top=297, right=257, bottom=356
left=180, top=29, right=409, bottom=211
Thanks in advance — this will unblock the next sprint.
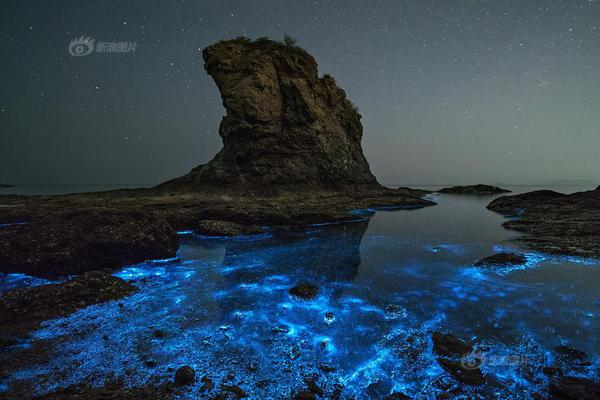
left=159, top=38, right=376, bottom=187
left=474, top=252, right=527, bottom=267
left=0, top=209, right=179, bottom=278
left=488, top=186, right=600, bottom=257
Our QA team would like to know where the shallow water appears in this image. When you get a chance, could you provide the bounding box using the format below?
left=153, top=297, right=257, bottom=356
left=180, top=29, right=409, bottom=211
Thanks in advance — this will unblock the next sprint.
left=1, top=187, right=599, bottom=399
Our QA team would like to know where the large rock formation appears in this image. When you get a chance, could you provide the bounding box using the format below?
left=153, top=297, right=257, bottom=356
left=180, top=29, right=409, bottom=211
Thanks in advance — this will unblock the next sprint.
left=160, top=37, right=377, bottom=187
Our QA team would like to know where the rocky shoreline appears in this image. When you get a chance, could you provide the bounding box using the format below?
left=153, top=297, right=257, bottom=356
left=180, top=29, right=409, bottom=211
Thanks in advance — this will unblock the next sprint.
left=487, top=186, right=600, bottom=258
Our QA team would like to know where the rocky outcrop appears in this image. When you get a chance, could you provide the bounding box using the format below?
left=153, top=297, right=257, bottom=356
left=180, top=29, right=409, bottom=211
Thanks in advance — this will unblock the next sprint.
left=159, top=37, right=377, bottom=188
left=438, top=185, right=510, bottom=195
left=0, top=271, right=137, bottom=338
left=0, top=209, right=179, bottom=279
left=488, top=186, right=600, bottom=257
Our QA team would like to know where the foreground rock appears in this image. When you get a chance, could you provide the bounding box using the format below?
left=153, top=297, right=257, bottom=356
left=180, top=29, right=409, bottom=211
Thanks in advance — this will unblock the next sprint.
left=438, top=184, right=510, bottom=195
left=159, top=37, right=377, bottom=187
left=33, top=381, right=175, bottom=400
left=549, top=376, right=600, bottom=400
left=474, top=252, right=527, bottom=267
left=0, top=209, right=179, bottom=279
left=488, top=186, right=600, bottom=257
left=0, top=271, right=137, bottom=338
left=289, top=283, right=319, bottom=300
left=432, top=332, right=484, bottom=386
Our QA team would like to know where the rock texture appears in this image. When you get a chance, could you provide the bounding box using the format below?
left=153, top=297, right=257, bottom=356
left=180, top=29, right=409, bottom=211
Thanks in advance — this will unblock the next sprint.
left=438, top=184, right=510, bottom=195
left=0, top=209, right=179, bottom=279
left=488, top=186, right=600, bottom=257
left=0, top=271, right=137, bottom=338
left=159, top=37, right=377, bottom=187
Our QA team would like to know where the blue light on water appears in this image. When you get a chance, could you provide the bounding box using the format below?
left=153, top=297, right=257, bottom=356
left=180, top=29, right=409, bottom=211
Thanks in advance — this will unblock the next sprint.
left=2, top=206, right=600, bottom=399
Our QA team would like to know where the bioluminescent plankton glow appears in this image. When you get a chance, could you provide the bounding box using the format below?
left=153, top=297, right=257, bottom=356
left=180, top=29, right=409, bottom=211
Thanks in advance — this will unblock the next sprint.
left=1, top=194, right=599, bottom=399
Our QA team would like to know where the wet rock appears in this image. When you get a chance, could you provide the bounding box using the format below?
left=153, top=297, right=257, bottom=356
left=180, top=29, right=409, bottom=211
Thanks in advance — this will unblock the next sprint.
left=317, top=363, right=336, bottom=373
left=0, top=271, right=137, bottom=338
left=221, top=384, right=248, bottom=398
left=201, top=376, right=214, bottom=391
left=153, top=329, right=167, bottom=338
left=295, top=390, right=316, bottom=400
left=549, top=376, right=600, bottom=400
left=255, top=380, right=271, bottom=389
left=554, top=345, right=588, bottom=361
left=384, top=392, right=412, bottom=400
left=437, top=358, right=485, bottom=386
left=438, top=184, right=511, bottom=195
left=289, top=283, right=319, bottom=300
left=474, top=252, right=527, bottom=267
left=307, top=381, right=324, bottom=396
left=174, top=365, right=195, bottom=386
left=324, top=311, right=335, bottom=324
left=32, top=381, right=176, bottom=400
left=0, top=209, right=179, bottom=279
left=432, top=332, right=473, bottom=357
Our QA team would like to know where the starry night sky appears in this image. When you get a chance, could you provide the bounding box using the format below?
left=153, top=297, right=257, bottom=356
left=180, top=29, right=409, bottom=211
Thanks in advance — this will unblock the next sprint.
left=1, top=0, right=599, bottom=186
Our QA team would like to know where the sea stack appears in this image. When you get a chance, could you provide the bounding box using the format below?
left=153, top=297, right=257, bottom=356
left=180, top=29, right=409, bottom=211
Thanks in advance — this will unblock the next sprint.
left=159, top=37, right=377, bottom=188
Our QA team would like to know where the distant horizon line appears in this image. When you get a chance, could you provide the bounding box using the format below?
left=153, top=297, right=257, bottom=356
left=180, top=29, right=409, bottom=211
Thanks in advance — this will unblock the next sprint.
left=1, top=182, right=596, bottom=187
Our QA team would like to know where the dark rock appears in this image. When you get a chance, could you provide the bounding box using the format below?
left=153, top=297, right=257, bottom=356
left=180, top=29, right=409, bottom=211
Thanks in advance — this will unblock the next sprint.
left=438, top=184, right=511, bottom=195
left=437, top=358, right=485, bottom=386
left=289, top=283, right=319, bottom=300
left=0, top=209, right=179, bottom=279
left=201, top=376, right=214, bottom=391
left=0, top=182, right=13, bottom=188
left=153, top=329, right=167, bottom=338
left=543, top=366, right=564, bottom=378
left=159, top=38, right=377, bottom=187
left=554, top=345, right=588, bottom=361
left=487, top=187, right=600, bottom=258
left=32, top=380, right=175, bottom=400
left=384, top=392, right=412, bottom=400
left=317, top=363, right=336, bottom=373
left=295, top=390, right=316, bottom=400
left=474, top=252, right=527, bottom=267
left=221, top=384, right=248, bottom=398
left=0, top=271, right=137, bottom=338
left=174, top=366, right=195, bottom=386
left=549, top=376, right=600, bottom=400
left=307, top=381, right=324, bottom=396
left=432, top=332, right=473, bottom=357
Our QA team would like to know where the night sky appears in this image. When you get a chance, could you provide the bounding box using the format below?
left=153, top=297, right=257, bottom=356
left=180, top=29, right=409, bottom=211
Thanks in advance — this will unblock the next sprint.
left=1, top=0, right=599, bottom=186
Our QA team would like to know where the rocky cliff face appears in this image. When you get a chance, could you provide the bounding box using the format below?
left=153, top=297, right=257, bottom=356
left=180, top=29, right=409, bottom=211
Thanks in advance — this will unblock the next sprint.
left=161, top=38, right=377, bottom=187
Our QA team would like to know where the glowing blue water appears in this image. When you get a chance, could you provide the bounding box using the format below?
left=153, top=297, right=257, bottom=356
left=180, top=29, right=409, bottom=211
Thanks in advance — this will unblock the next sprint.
left=2, top=191, right=600, bottom=398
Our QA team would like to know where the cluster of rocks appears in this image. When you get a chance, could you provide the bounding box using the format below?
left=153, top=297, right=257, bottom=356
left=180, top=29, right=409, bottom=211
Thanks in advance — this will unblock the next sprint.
left=488, top=186, right=600, bottom=257
left=438, top=184, right=511, bottom=195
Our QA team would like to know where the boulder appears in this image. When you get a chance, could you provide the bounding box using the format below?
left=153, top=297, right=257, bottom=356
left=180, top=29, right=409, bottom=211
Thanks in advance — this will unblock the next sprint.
left=474, top=252, right=527, bottom=267
left=289, top=283, right=319, bottom=300
left=174, top=366, right=195, bottom=386
left=432, top=331, right=473, bottom=357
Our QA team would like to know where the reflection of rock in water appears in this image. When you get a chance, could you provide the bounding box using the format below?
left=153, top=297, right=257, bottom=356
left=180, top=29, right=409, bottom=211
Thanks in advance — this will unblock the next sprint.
left=216, top=221, right=369, bottom=285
